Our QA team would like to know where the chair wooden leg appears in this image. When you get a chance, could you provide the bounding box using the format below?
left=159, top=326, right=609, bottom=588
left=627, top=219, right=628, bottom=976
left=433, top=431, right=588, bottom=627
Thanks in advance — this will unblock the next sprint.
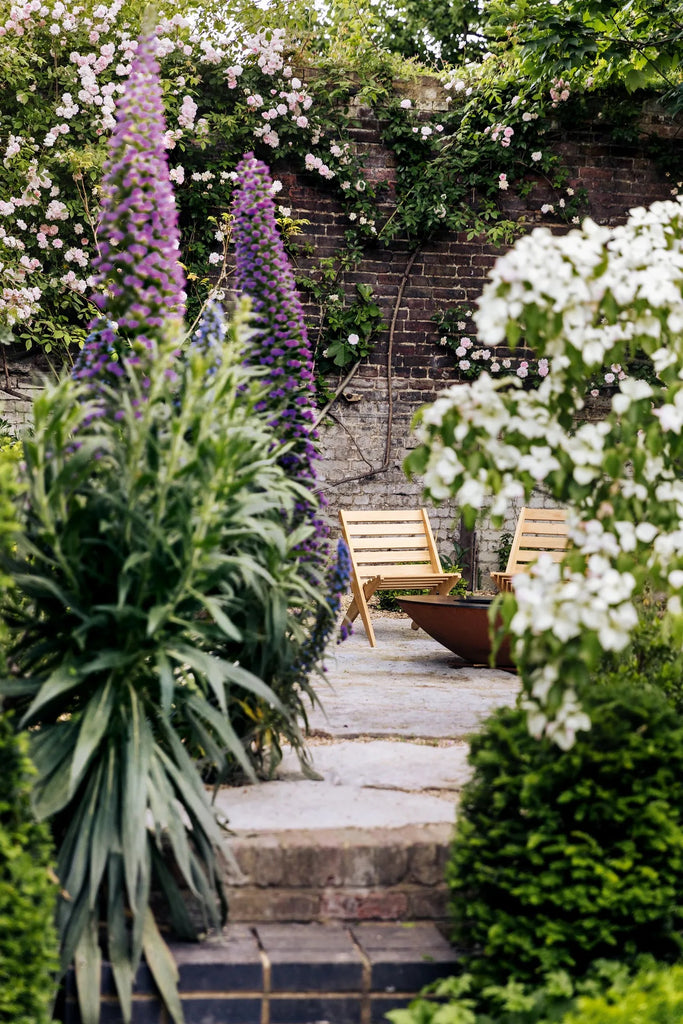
left=344, top=577, right=381, bottom=645
left=357, top=578, right=381, bottom=646
left=343, top=575, right=379, bottom=645
left=345, top=597, right=360, bottom=624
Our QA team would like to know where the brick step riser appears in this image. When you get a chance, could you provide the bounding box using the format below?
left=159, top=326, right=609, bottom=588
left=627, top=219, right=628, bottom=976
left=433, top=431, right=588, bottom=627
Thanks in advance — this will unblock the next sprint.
left=223, top=825, right=451, bottom=924
left=226, top=882, right=449, bottom=924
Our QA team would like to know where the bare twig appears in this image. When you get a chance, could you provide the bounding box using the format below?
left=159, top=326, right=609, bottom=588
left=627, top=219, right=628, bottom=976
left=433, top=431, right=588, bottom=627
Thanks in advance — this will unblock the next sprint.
left=324, top=409, right=374, bottom=471
left=328, top=246, right=421, bottom=487
left=313, top=359, right=362, bottom=427
left=0, top=384, right=32, bottom=402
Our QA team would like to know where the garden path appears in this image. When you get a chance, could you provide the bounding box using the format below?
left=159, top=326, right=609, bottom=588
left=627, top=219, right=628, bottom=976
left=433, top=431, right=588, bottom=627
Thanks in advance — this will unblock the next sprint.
left=213, top=613, right=520, bottom=928
left=219, top=612, right=519, bottom=833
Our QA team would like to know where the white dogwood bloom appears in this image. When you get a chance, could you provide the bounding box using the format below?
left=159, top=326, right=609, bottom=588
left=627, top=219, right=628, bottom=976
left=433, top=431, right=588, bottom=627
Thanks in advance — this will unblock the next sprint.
left=409, top=194, right=683, bottom=747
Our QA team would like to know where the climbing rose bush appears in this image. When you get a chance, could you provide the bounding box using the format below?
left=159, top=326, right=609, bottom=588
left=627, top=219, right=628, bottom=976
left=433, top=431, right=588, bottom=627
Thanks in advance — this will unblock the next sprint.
left=0, top=0, right=379, bottom=352
left=406, top=197, right=683, bottom=747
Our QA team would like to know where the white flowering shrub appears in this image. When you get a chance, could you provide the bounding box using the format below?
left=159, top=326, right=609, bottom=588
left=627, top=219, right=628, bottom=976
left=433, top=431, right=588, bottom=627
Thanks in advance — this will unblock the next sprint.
left=406, top=197, right=683, bottom=747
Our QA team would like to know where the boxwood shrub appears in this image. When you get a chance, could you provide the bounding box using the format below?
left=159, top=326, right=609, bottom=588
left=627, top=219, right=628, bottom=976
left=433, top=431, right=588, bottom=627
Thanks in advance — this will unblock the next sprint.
left=0, top=710, right=59, bottom=1024
left=448, top=680, right=683, bottom=986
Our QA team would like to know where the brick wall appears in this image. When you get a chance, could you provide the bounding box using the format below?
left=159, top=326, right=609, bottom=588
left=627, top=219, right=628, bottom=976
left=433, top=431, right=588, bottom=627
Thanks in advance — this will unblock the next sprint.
left=2, top=83, right=681, bottom=583
left=0, top=348, right=45, bottom=432
left=287, top=86, right=683, bottom=582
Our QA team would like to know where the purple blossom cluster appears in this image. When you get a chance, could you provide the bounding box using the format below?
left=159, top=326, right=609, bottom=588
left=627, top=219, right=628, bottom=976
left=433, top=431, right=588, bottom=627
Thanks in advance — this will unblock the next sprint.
left=297, top=540, right=353, bottom=681
left=232, top=152, right=350, bottom=654
left=231, top=153, right=318, bottom=491
left=87, top=31, right=186, bottom=354
left=191, top=300, right=226, bottom=373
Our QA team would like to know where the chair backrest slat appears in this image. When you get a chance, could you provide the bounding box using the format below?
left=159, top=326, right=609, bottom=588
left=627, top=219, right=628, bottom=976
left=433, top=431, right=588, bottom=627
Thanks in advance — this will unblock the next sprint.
left=506, top=507, right=568, bottom=574
left=339, top=508, right=443, bottom=582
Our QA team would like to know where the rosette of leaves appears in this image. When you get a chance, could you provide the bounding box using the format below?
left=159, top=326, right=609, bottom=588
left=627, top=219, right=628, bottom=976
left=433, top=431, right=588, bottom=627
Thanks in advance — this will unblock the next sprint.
left=0, top=309, right=329, bottom=1024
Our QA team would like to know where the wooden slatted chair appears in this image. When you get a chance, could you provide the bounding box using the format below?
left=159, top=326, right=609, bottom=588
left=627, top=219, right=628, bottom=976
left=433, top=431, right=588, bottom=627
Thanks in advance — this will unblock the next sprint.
left=339, top=508, right=461, bottom=647
left=491, top=507, right=568, bottom=593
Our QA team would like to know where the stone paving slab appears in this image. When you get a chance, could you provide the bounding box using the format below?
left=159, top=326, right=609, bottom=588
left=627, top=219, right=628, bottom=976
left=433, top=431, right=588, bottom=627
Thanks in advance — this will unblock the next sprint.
left=216, top=778, right=455, bottom=831
left=216, top=614, right=519, bottom=834
left=278, top=738, right=470, bottom=791
left=310, top=614, right=518, bottom=740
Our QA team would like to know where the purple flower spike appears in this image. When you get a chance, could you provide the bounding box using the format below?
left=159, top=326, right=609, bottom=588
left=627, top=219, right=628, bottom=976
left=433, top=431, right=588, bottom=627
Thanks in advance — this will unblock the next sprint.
left=231, top=153, right=318, bottom=490
left=193, top=301, right=226, bottom=358
left=231, top=153, right=350, bottom=655
left=89, top=31, right=186, bottom=349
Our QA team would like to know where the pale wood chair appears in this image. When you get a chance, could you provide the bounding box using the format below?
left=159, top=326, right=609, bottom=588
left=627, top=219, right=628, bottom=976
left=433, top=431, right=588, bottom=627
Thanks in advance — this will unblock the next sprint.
left=491, top=507, right=568, bottom=593
left=339, top=508, right=461, bottom=647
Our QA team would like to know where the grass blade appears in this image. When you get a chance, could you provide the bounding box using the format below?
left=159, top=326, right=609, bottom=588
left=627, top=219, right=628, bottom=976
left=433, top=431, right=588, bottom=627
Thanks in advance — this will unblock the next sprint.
left=20, top=662, right=84, bottom=727
left=69, top=679, right=114, bottom=799
left=107, top=856, right=134, bottom=1024
left=122, top=693, right=152, bottom=914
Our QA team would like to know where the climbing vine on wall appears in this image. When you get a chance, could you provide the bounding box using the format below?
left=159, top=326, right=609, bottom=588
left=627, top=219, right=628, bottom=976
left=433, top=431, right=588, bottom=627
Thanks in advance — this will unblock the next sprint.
left=0, top=0, right=682, bottom=402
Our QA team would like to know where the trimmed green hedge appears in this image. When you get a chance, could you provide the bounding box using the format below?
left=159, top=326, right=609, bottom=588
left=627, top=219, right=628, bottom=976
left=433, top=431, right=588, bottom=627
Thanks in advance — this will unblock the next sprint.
left=448, top=681, right=683, bottom=986
left=0, top=711, right=59, bottom=1024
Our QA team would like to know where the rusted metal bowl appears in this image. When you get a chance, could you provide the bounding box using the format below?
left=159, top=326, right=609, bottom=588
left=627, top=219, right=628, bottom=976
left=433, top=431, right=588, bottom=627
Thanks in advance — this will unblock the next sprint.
left=396, top=595, right=516, bottom=670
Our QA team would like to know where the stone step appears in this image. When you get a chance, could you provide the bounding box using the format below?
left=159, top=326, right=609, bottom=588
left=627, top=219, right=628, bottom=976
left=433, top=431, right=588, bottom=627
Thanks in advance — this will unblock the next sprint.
left=223, top=824, right=452, bottom=925
left=62, top=921, right=460, bottom=1024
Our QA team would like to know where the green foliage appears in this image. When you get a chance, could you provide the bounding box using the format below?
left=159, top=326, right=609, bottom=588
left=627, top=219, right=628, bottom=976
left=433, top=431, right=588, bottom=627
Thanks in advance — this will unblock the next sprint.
left=598, top=597, right=683, bottom=714
left=563, top=960, right=683, bottom=1024
left=0, top=310, right=336, bottom=1022
left=497, top=531, right=514, bottom=572
left=506, top=0, right=683, bottom=110
left=385, top=963, right=583, bottom=1023
left=0, top=422, right=22, bottom=591
left=316, top=282, right=385, bottom=369
left=387, top=958, right=683, bottom=1024
left=0, top=711, right=59, bottom=1024
left=447, top=680, right=683, bottom=987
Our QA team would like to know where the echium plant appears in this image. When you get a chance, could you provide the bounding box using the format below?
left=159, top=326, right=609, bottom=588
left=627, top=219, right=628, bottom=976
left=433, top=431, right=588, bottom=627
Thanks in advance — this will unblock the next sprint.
left=406, top=197, right=683, bottom=749
left=74, top=24, right=186, bottom=397
left=0, top=26, right=345, bottom=1024
left=230, top=151, right=351, bottom=707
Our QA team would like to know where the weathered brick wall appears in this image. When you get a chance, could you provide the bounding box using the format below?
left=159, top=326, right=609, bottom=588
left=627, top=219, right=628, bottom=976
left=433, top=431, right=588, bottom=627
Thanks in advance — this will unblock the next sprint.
left=283, top=85, right=683, bottom=583
left=2, top=83, right=681, bottom=584
left=0, top=349, right=45, bottom=431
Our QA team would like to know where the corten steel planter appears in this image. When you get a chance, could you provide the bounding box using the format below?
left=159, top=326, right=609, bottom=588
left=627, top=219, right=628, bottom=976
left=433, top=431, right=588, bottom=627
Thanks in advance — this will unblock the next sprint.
left=396, top=595, right=516, bottom=670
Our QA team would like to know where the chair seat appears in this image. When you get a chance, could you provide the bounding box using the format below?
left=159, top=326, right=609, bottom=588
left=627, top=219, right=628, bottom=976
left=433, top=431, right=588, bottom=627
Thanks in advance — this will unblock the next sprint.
left=372, top=573, right=457, bottom=588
